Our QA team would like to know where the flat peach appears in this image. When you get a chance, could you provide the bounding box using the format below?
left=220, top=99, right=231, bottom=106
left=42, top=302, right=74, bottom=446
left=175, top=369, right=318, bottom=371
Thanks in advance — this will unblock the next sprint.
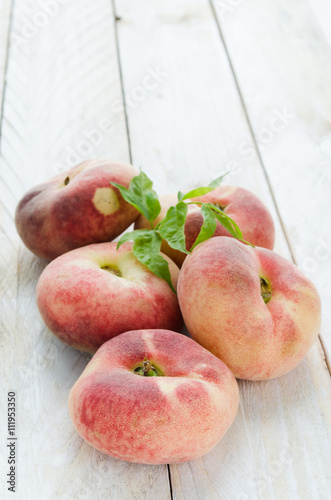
left=135, top=186, right=275, bottom=267
left=36, top=242, right=182, bottom=353
left=69, top=329, right=239, bottom=464
left=178, top=237, right=321, bottom=380
left=15, top=160, right=139, bottom=259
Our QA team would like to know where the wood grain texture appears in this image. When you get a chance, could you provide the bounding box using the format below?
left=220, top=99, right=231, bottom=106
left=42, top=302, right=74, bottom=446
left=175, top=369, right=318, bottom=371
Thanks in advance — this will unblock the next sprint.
left=0, top=0, right=11, bottom=108
left=114, top=0, right=331, bottom=498
left=1, top=0, right=331, bottom=498
left=306, top=0, right=331, bottom=43
left=0, top=1, right=170, bottom=498
left=211, top=0, right=331, bottom=370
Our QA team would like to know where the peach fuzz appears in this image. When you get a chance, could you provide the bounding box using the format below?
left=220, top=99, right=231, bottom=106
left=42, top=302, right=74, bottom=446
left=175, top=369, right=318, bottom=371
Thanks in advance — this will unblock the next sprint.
left=178, top=237, right=321, bottom=380
left=15, top=160, right=139, bottom=260
left=135, top=186, right=275, bottom=268
left=68, top=329, right=239, bottom=464
left=193, top=185, right=275, bottom=250
left=36, top=242, right=182, bottom=353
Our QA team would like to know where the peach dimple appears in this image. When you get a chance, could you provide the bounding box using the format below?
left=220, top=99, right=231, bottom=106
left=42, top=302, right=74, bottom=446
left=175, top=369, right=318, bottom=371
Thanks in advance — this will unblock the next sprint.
left=68, top=329, right=239, bottom=464
left=178, top=237, right=321, bottom=380
left=36, top=242, right=183, bottom=353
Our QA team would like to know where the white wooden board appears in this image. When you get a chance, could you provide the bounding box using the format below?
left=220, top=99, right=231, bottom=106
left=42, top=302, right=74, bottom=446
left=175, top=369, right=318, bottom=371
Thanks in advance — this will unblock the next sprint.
left=0, top=0, right=331, bottom=498
left=115, top=0, right=331, bottom=498
left=0, top=0, right=170, bottom=498
left=0, top=0, right=11, bottom=108
left=211, top=0, right=331, bottom=370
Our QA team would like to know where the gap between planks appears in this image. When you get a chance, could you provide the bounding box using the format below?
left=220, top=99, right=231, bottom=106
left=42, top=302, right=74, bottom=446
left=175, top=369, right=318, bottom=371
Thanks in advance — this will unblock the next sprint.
left=0, top=0, right=15, bottom=149
left=167, top=464, right=174, bottom=500
left=111, top=6, right=180, bottom=496
left=207, top=0, right=331, bottom=378
left=111, top=0, right=133, bottom=164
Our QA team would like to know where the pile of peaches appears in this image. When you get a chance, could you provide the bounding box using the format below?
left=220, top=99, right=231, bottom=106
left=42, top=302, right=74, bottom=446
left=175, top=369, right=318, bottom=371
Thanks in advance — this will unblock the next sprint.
left=15, top=160, right=321, bottom=465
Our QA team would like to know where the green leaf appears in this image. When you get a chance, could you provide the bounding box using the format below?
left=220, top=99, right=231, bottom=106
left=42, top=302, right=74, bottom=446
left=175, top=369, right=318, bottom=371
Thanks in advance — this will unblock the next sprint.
left=190, top=204, right=217, bottom=251
left=208, top=172, right=230, bottom=188
left=116, top=229, right=153, bottom=250
left=132, top=231, right=176, bottom=293
left=157, top=202, right=189, bottom=254
left=179, top=172, right=229, bottom=202
left=116, top=229, right=176, bottom=292
left=206, top=203, right=243, bottom=240
left=111, top=170, right=161, bottom=224
left=180, top=186, right=216, bottom=201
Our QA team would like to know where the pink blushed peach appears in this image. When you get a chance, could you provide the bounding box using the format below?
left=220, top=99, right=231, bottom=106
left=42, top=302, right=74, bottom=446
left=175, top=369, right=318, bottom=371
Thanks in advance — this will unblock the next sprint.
left=178, top=237, right=321, bottom=380
left=36, top=242, right=182, bottom=353
left=68, top=329, right=239, bottom=464
left=135, top=186, right=275, bottom=267
left=15, top=160, right=139, bottom=260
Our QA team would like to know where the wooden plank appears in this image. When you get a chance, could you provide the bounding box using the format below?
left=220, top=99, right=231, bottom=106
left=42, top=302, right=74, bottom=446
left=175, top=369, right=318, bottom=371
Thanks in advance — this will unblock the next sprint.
left=210, top=0, right=331, bottom=367
left=114, top=0, right=331, bottom=498
left=0, top=0, right=11, bottom=112
left=0, top=1, right=171, bottom=498
left=306, top=0, right=331, bottom=43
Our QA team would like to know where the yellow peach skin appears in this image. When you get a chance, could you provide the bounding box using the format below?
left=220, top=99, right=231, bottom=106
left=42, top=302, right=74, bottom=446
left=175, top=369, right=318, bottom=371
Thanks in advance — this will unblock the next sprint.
left=178, top=237, right=321, bottom=380
left=68, top=329, right=239, bottom=464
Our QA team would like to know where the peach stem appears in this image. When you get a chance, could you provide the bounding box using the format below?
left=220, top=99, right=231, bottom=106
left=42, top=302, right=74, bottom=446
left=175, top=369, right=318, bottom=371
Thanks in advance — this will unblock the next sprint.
left=133, top=359, right=164, bottom=377
left=260, top=276, right=272, bottom=304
